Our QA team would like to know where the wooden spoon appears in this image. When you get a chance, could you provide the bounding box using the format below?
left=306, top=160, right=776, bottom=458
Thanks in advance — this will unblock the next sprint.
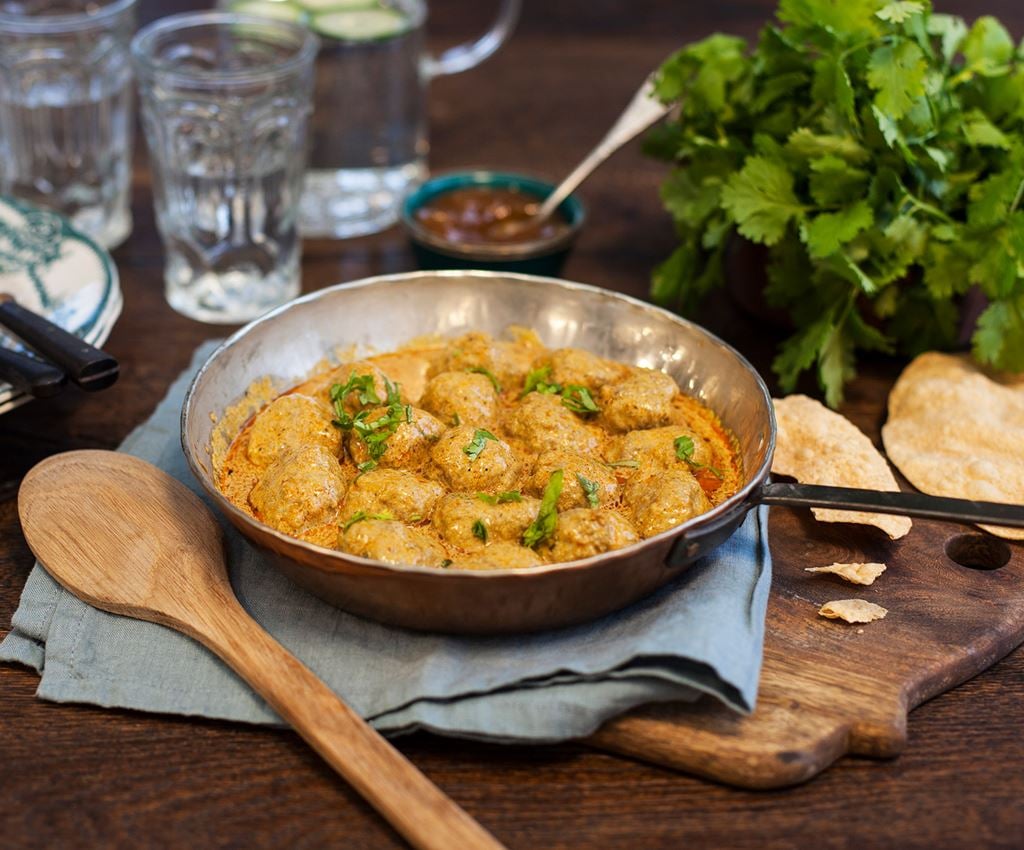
left=18, top=450, right=506, bottom=850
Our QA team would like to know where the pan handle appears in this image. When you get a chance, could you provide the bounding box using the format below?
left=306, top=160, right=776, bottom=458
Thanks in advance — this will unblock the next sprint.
left=757, top=481, right=1024, bottom=529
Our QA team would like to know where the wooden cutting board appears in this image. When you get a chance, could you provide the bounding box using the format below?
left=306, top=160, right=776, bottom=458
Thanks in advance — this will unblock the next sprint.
left=587, top=505, right=1024, bottom=789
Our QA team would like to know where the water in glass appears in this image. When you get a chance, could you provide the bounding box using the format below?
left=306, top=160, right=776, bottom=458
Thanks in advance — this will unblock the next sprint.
left=133, top=14, right=317, bottom=324
left=0, top=0, right=136, bottom=249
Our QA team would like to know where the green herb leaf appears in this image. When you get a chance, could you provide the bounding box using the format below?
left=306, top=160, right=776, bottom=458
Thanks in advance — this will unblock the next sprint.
left=441, top=559, right=453, bottom=568
left=478, top=490, right=523, bottom=505
left=801, top=200, right=874, bottom=259
left=720, top=155, right=804, bottom=246
left=973, top=295, right=1024, bottom=371
left=343, top=510, right=393, bottom=531
left=382, top=376, right=402, bottom=407
left=876, top=1, right=923, bottom=25
left=467, top=366, right=503, bottom=393
left=522, top=469, right=564, bottom=548
left=463, top=428, right=498, bottom=461
left=451, top=412, right=461, bottom=426
left=674, top=434, right=725, bottom=479
left=866, top=41, right=927, bottom=120
left=520, top=365, right=562, bottom=398
left=560, top=384, right=600, bottom=415
left=472, top=519, right=488, bottom=542
left=576, top=474, right=600, bottom=508
left=330, top=372, right=381, bottom=410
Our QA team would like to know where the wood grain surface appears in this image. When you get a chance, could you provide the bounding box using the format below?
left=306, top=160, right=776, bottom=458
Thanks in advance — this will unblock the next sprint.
left=2, top=1, right=1024, bottom=848
left=590, top=507, right=1024, bottom=787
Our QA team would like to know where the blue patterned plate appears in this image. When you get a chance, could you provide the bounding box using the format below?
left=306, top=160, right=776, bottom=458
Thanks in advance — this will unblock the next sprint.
left=0, top=196, right=121, bottom=414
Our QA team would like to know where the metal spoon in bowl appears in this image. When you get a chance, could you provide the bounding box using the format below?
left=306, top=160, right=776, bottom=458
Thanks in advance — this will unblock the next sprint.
left=18, top=450, right=506, bottom=850
left=492, top=71, right=671, bottom=240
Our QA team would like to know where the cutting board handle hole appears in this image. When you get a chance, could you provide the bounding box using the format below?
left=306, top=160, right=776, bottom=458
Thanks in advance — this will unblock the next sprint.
left=945, top=533, right=1011, bottom=571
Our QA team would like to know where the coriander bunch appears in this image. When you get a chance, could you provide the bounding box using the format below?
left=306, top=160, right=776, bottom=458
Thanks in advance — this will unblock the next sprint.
left=648, top=0, right=1024, bottom=406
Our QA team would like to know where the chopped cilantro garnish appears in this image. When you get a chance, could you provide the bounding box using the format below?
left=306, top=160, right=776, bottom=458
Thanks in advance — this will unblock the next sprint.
left=467, top=366, right=502, bottom=393
left=674, top=435, right=724, bottom=479
left=561, top=384, right=600, bottom=415
left=472, top=519, right=488, bottom=542
left=463, top=428, right=498, bottom=461
left=441, top=558, right=453, bottom=568
left=523, top=469, right=563, bottom=548
left=343, top=510, right=393, bottom=531
left=334, top=378, right=409, bottom=462
left=329, top=372, right=380, bottom=410
left=576, top=473, right=600, bottom=507
left=451, top=412, right=461, bottom=426
left=477, top=490, right=523, bottom=505
left=520, top=365, right=561, bottom=398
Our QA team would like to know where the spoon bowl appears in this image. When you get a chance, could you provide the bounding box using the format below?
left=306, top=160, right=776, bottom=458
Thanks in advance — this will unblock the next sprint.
left=18, top=449, right=505, bottom=850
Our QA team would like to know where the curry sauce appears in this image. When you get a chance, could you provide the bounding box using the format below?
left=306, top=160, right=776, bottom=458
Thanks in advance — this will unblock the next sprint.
left=217, top=328, right=742, bottom=570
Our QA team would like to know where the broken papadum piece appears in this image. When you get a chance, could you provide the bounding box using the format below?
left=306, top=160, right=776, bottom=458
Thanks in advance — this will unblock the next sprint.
left=772, top=395, right=912, bottom=540
left=882, top=352, right=1024, bottom=541
left=818, top=599, right=888, bottom=624
left=805, top=562, right=886, bottom=586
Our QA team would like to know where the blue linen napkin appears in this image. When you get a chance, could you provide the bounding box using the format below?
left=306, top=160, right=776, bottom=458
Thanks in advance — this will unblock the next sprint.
left=0, top=343, right=771, bottom=743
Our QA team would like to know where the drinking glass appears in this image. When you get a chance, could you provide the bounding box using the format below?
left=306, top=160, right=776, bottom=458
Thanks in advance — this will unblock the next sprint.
left=132, top=12, right=317, bottom=324
left=290, top=0, right=521, bottom=239
left=0, top=0, right=137, bottom=249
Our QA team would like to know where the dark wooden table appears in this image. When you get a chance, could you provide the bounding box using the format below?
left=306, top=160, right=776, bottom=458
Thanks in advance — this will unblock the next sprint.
left=3, top=1, right=1023, bottom=847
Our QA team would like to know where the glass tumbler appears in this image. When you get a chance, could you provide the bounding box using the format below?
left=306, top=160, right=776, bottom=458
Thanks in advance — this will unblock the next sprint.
left=132, top=13, right=317, bottom=324
left=0, top=0, right=137, bottom=249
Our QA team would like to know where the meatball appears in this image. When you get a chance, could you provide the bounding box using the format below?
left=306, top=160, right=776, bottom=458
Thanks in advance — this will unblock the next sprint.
left=305, top=360, right=397, bottom=412
left=338, top=518, right=448, bottom=568
left=503, top=392, right=604, bottom=457
left=437, top=329, right=546, bottom=389
left=624, top=469, right=711, bottom=537
left=430, top=425, right=521, bottom=492
left=246, top=393, right=340, bottom=468
left=433, top=493, right=540, bottom=551
left=599, top=369, right=679, bottom=433
left=249, top=445, right=348, bottom=535
left=419, top=370, right=499, bottom=428
left=342, top=468, right=444, bottom=523
left=539, top=508, right=640, bottom=563
left=364, top=351, right=434, bottom=405
left=543, top=347, right=627, bottom=391
left=525, top=450, right=618, bottom=511
left=453, top=542, right=544, bottom=571
left=607, top=425, right=714, bottom=473
left=347, top=406, right=445, bottom=472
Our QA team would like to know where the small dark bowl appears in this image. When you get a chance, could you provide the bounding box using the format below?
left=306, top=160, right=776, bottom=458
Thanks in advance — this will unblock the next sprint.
left=400, top=170, right=585, bottom=275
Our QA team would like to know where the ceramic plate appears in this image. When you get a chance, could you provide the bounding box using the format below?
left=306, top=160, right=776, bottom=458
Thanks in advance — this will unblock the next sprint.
left=0, top=196, right=122, bottom=415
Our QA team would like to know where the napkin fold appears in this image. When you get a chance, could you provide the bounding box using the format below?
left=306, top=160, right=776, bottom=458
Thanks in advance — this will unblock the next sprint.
left=0, top=343, right=771, bottom=743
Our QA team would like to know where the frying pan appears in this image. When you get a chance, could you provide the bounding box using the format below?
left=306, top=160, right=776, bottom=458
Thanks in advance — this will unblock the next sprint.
left=181, top=271, right=1024, bottom=634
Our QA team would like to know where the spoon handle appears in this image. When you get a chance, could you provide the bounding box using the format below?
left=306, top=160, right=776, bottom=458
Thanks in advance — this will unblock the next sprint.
left=190, top=596, right=506, bottom=850
left=537, top=73, right=671, bottom=220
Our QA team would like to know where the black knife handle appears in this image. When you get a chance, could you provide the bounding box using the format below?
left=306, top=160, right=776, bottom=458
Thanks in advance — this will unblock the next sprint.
left=0, top=347, right=66, bottom=398
left=0, top=298, right=118, bottom=391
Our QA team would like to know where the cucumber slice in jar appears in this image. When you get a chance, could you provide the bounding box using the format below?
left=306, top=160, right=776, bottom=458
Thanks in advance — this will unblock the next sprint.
left=311, top=8, right=409, bottom=41
left=296, top=0, right=380, bottom=11
left=231, top=0, right=306, bottom=22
